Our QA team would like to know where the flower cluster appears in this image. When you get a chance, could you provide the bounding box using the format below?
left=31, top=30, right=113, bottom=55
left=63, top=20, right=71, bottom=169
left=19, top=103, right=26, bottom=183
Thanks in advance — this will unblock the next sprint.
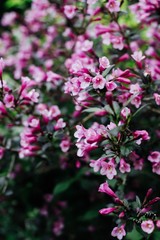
left=0, top=0, right=160, bottom=239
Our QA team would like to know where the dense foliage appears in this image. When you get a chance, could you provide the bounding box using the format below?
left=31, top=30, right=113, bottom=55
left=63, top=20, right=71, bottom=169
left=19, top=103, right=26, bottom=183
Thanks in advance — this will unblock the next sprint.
left=0, top=0, right=160, bottom=239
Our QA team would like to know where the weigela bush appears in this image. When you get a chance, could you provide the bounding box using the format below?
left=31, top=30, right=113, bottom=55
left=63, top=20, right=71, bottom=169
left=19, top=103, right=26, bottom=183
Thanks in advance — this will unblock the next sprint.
left=0, top=0, right=160, bottom=239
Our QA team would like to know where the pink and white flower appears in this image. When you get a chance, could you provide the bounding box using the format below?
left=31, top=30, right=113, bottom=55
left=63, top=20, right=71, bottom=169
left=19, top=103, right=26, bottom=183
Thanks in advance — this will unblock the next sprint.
left=92, top=74, right=106, bottom=89
left=111, top=224, right=126, bottom=240
left=100, top=159, right=117, bottom=179
left=106, top=0, right=120, bottom=13
left=154, top=93, right=160, bottom=105
left=3, top=94, right=14, bottom=108
left=131, top=50, right=145, bottom=62
left=64, top=5, right=76, bottom=19
left=119, top=158, right=131, bottom=173
left=141, top=220, right=154, bottom=234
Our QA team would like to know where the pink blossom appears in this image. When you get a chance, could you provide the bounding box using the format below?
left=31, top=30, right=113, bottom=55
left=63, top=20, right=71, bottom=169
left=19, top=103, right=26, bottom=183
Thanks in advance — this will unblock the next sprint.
left=85, top=128, right=101, bottom=143
left=92, top=74, right=106, bottom=89
left=90, top=158, right=103, bottom=172
left=64, top=5, right=76, bottom=19
left=133, top=158, right=144, bottom=170
left=131, top=95, right=142, bottom=108
left=133, top=130, right=150, bottom=145
left=106, top=0, right=120, bottom=13
left=107, top=122, right=117, bottom=130
left=141, top=220, right=154, bottom=234
left=0, top=58, right=4, bottom=77
left=74, top=125, right=86, bottom=142
left=111, top=224, right=126, bottom=240
left=152, top=162, right=160, bottom=175
left=156, top=220, right=160, bottom=228
left=121, top=107, right=131, bottom=119
left=148, top=151, right=160, bottom=163
left=0, top=147, right=4, bottom=159
left=76, top=141, right=97, bottom=157
left=1, top=12, right=17, bottom=26
left=49, top=105, right=61, bottom=119
left=130, top=83, right=142, bottom=95
left=100, top=159, right=117, bottom=179
left=106, top=81, right=117, bottom=91
left=119, top=158, right=131, bottom=173
left=98, top=182, right=118, bottom=198
left=111, top=36, right=124, bottom=50
left=80, top=74, right=92, bottom=89
left=26, top=89, right=39, bottom=103
left=131, top=50, right=145, bottom=62
left=52, top=219, right=64, bottom=236
left=54, top=118, right=66, bottom=130
left=99, top=56, right=110, bottom=69
left=3, top=94, right=14, bottom=108
left=99, top=207, right=117, bottom=215
left=0, top=101, right=6, bottom=115
left=154, top=93, right=160, bottom=105
left=60, top=139, right=70, bottom=152
left=81, top=40, right=93, bottom=52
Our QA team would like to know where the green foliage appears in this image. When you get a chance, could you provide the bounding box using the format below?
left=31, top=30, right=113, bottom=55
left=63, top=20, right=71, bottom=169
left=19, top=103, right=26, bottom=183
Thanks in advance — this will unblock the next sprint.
left=5, top=0, right=31, bottom=9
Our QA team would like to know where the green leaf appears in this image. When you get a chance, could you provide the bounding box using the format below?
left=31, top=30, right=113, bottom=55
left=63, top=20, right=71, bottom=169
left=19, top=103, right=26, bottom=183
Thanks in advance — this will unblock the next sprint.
left=53, top=179, right=74, bottom=195
left=136, top=196, right=142, bottom=208
left=112, top=101, right=120, bottom=115
left=126, top=226, right=143, bottom=240
left=83, top=107, right=103, bottom=113
left=5, top=0, right=31, bottom=8
left=79, top=209, right=98, bottom=221
left=104, top=105, right=114, bottom=114
left=102, top=65, right=115, bottom=77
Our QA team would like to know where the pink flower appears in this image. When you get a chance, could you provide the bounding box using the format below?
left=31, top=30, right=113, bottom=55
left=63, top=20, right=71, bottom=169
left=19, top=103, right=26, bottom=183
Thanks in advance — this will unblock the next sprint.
left=99, top=207, right=117, bottom=215
left=64, top=5, right=76, bottom=19
left=0, top=58, right=4, bottom=77
left=60, top=139, right=70, bottom=153
left=133, top=130, right=150, bottom=145
left=100, top=159, right=117, bottom=179
left=3, top=94, right=14, bottom=108
left=26, top=89, right=39, bottom=103
left=81, top=40, right=93, bottom=52
left=90, top=157, right=106, bottom=172
left=152, top=162, right=160, bottom=175
left=0, top=101, right=6, bottom=115
left=106, top=0, right=120, bottom=13
left=74, top=125, right=86, bottom=142
left=131, top=95, right=142, bottom=108
left=131, top=50, right=145, bottom=62
left=121, top=107, right=131, bottom=119
left=156, top=220, right=160, bottom=228
left=111, top=224, right=126, bottom=240
left=148, top=151, right=160, bottom=163
left=49, top=105, right=61, bottom=120
left=154, top=93, right=160, bottom=105
left=99, top=56, right=110, bottom=69
left=130, top=83, right=142, bottom=95
left=141, top=220, right=154, bottom=234
left=54, top=118, right=66, bottom=130
left=111, top=36, right=124, bottom=50
left=80, top=74, right=92, bottom=89
left=76, top=140, right=97, bottom=157
left=119, top=158, right=131, bottom=173
left=98, top=182, right=118, bottom=198
left=106, top=81, right=117, bottom=91
left=0, top=147, right=4, bottom=159
left=107, top=122, right=117, bottom=130
left=92, top=74, right=106, bottom=89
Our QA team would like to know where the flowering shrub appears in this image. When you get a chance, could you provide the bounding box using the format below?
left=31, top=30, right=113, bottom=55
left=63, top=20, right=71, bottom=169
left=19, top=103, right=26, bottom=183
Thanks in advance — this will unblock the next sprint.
left=0, top=0, right=160, bottom=239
